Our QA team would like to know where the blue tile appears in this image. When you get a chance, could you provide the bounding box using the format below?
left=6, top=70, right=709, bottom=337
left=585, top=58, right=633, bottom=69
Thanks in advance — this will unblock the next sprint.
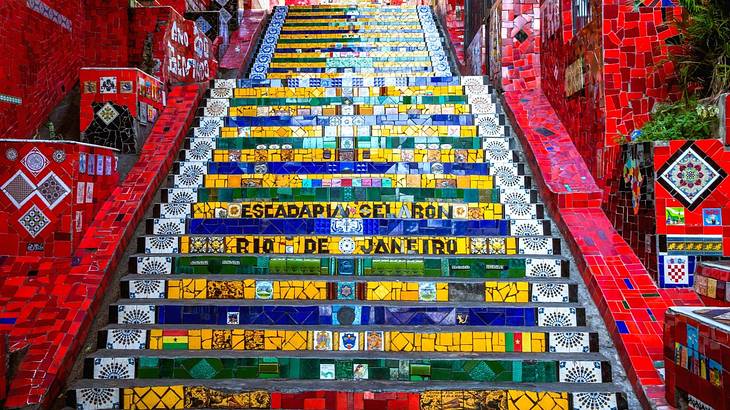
left=616, top=320, right=629, bottom=334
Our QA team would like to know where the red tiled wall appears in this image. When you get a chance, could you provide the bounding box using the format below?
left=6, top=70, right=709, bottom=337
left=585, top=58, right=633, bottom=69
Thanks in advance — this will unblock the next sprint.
left=0, top=141, right=118, bottom=258
left=603, top=3, right=682, bottom=152
left=540, top=0, right=604, bottom=179
left=128, top=6, right=218, bottom=86
left=663, top=308, right=729, bottom=410
left=601, top=3, right=683, bottom=198
left=498, top=0, right=540, bottom=91
left=0, top=0, right=129, bottom=139
left=79, top=68, right=165, bottom=131
left=82, top=0, right=130, bottom=67
left=540, top=0, right=682, bottom=187
left=155, top=0, right=188, bottom=14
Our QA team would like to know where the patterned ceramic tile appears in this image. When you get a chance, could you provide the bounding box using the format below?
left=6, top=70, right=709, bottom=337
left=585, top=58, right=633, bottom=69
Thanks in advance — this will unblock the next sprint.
left=92, top=357, right=135, bottom=380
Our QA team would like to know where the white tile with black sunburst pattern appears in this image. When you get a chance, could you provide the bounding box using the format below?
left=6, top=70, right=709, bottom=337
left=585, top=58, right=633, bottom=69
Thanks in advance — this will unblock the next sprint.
left=106, top=329, right=147, bottom=350
left=518, top=236, right=554, bottom=255
left=203, top=98, right=230, bottom=117
left=511, top=220, right=549, bottom=236
left=92, top=358, right=135, bottom=380
left=572, top=392, right=619, bottom=410
left=193, top=117, right=224, bottom=138
left=152, top=218, right=186, bottom=236
left=144, top=235, right=179, bottom=254
left=128, top=280, right=165, bottom=299
left=173, top=162, right=207, bottom=188
left=537, top=307, right=578, bottom=327
left=75, top=387, right=120, bottom=410
left=116, top=305, right=155, bottom=325
left=526, top=259, right=563, bottom=278
left=185, top=139, right=215, bottom=162
left=531, top=283, right=570, bottom=302
left=559, top=361, right=604, bottom=383
left=548, top=332, right=591, bottom=353
left=482, top=138, right=512, bottom=164
left=135, top=256, right=172, bottom=275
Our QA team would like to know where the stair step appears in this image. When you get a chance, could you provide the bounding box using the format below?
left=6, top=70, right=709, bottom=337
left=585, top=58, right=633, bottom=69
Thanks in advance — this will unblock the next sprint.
left=96, top=327, right=600, bottom=353
left=80, top=355, right=614, bottom=384
left=154, top=198, right=544, bottom=221
left=119, top=277, right=578, bottom=303
left=136, top=234, right=561, bottom=256
left=212, top=75, right=496, bottom=89
left=66, top=382, right=628, bottom=410
left=162, top=187, right=543, bottom=205
left=130, top=255, right=567, bottom=277
left=145, top=217, right=552, bottom=236
left=109, top=303, right=587, bottom=327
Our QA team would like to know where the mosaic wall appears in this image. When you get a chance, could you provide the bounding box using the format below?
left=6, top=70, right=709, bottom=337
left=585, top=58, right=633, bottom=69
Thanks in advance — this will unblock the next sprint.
left=0, top=0, right=129, bottom=139
left=538, top=0, right=683, bottom=191
left=654, top=139, right=730, bottom=288
left=0, top=140, right=119, bottom=257
left=592, top=137, right=730, bottom=288
left=663, top=307, right=729, bottom=409
left=0, top=85, right=205, bottom=409
left=79, top=68, right=165, bottom=136
left=540, top=0, right=604, bottom=180
left=84, top=102, right=138, bottom=153
left=496, top=0, right=540, bottom=91
left=128, top=6, right=218, bottom=86
left=487, top=0, right=502, bottom=86
left=604, top=142, right=658, bottom=277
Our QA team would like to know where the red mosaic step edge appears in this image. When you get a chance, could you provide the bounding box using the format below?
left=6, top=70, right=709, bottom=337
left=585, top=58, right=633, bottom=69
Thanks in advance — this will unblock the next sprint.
left=502, top=90, right=603, bottom=207
left=502, top=89, right=702, bottom=409
left=219, top=10, right=267, bottom=72
left=2, top=83, right=206, bottom=409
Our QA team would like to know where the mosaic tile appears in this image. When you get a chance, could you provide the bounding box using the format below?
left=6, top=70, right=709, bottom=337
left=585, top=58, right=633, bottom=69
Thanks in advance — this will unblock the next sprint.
left=75, top=388, right=120, bottom=410
left=656, top=143, right=727, bottom=211
left=92, top=357, right=135, bottom=380
left=1, top=170, right=36, bottom=208
left=18, top=204, right=51, bottom=238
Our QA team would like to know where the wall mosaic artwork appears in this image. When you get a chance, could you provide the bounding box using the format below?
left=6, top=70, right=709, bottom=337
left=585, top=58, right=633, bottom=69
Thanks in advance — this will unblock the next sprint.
left=694, top=262, right=730, bottom=306
left=128, top=6, right=218, bottom=86
left=664, top=307, right=729, bottom=409
left=0, top=140, right=119, bottom=258
left=654, top=139, right=730, bottom=288
left=0, top=0, right=130, bottom=139
left=80, top=68, right=165, bottom=134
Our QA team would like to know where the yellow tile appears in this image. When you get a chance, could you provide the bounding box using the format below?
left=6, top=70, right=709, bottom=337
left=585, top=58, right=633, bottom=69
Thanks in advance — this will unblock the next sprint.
left=201, top=329, right=213, bottom=350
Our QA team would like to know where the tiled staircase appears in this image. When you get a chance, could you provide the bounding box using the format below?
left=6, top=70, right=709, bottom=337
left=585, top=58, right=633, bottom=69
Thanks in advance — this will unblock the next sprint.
left=66, top=4, right=629, bottom=409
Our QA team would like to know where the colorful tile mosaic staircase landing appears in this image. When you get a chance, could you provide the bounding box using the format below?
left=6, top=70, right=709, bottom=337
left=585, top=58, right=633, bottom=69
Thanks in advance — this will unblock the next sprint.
left=66, top=4, right=630, bottom=409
